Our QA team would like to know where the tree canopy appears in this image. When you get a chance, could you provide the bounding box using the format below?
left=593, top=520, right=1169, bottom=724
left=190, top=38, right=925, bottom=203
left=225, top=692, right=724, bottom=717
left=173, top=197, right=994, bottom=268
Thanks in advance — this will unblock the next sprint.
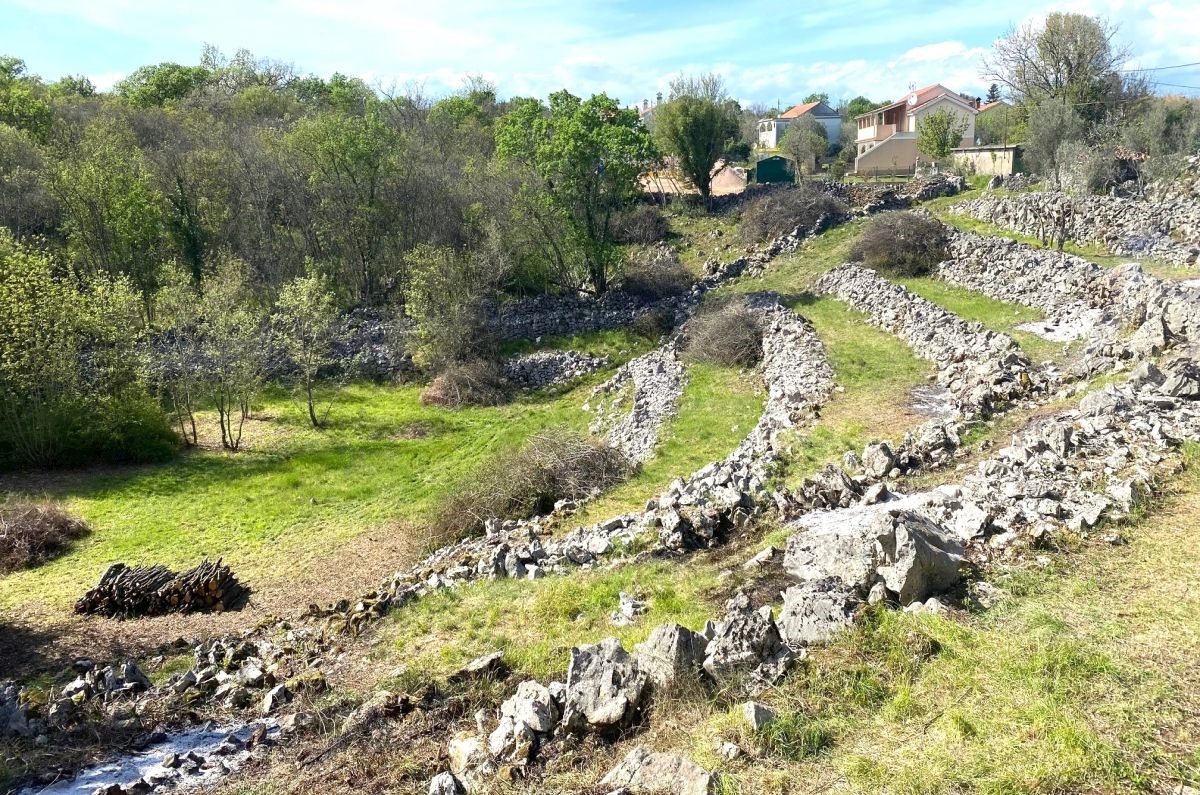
left=653, top=73, right=740, bottom=201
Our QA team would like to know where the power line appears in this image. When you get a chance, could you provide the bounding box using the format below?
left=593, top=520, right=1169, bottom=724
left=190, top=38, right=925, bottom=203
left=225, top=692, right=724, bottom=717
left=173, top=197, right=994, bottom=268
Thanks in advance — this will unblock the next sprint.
left=1153, top=82, right=1200, bottom=91
left=1123, top=61, right=1200, bottom=73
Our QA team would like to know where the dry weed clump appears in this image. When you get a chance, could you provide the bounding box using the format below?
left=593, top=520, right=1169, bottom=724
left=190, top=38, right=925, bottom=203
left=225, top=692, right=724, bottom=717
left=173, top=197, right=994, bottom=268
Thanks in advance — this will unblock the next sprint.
left=682, top=298, right=764, bottom=367
left=431, top=428, right=632, bottom=542
left=619, top=246, right=693, bottom=301
left=419, top=360, right=513, bottom=408
left=739, top=184, right=847, bottom=244
left=0, top=500, right=90, bottom=573
left=850, top=211, right=948, bottom=277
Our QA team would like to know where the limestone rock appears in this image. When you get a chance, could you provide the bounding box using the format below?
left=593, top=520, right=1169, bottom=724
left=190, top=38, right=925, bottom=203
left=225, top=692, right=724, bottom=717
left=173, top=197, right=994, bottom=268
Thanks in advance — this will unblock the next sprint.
left=600, top=746, right=714, bottom=795
left=702, top=593, right=792, bottom=687
left=633, top=623, right=709, bottom=688
left=561, top=638, right=648, bottom=733
left=777, top=579, right=862, bottom=647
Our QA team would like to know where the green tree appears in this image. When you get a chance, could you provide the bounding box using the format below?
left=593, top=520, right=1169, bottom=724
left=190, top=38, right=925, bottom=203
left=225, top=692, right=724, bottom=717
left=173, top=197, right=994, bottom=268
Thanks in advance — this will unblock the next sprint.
left=272, top=270, right=343, bottom=428
left=985, top=83, right=1002, bottom=104
left=1023, top=100, right=1085, bottom=187
left=803, top=92, right=830, bottom=104
left=278, top=107, right=401, bottom=303
left=653, top=74, right=739, bottom=202
left=0, top=57, right=51, bottom=138
left=115, top=62, right=212, bottom=107
left=52, top=74, right=96, bottom=98
left=0, top=230, right=173, bottom=467
left=916, top=107, right=969, bottom=161
left=405, top=242, right=507, bottom=368
left=843, top=96, right=882, bottom=121
left=198, top=255, right=266, bottom=450
left=495, top=90, right=657, bottom=294
left=51, top=116, right=165, bottom=318
left=781, top=115, right=828, bottom=175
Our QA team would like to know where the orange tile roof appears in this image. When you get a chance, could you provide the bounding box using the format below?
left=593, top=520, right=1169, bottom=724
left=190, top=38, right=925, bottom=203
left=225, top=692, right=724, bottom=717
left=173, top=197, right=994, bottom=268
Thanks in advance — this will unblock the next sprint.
left=779, top=101, right=820, bottom=119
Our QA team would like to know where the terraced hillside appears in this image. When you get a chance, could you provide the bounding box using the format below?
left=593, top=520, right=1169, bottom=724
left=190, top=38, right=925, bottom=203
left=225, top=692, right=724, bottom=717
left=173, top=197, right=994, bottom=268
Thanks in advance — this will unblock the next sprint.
left=3, top=174, right=1199, bottom=795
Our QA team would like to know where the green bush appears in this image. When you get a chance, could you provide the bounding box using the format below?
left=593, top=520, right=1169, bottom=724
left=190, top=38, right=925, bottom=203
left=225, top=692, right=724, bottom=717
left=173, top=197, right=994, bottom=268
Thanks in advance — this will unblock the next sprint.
left=850, top=212, right=948, bottom=277
left=0, top=231, right=178, bottom=469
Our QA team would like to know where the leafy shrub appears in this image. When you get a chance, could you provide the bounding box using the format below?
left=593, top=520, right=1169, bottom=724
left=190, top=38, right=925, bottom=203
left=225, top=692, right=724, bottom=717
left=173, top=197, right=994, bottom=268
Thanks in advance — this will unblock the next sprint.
left=419, top=360, right=513, bottom=408
left=0, top=501, right=90, bottom=573
left=682, top=297, right=763, bottom=366
left=0, top=230, right=177, bottom=469
left=431, top=428, right=632, bottom=541
left=850, top=212, right=948, bottom=277
left=613, top=204, right=669, bottom=245
left=740, top=184, right=847, bottom=244
left=619, top=246, right=693, bottom=301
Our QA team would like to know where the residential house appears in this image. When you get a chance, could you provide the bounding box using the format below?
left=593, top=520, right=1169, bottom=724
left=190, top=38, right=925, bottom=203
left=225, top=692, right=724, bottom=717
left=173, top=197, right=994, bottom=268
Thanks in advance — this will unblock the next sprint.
left=757, top=100, right=841, bottom=149
left=853, top=84, right=978, bottom=174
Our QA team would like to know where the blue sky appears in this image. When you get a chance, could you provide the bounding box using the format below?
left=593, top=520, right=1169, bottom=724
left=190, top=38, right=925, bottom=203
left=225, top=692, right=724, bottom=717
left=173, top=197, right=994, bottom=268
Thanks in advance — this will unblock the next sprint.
left=3, top=0, right=1198, bottom=107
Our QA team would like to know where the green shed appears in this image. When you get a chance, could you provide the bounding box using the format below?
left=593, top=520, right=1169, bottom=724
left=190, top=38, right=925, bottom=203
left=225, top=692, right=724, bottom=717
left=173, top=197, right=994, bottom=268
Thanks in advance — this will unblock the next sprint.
left=751, top=155, right=795, bottom=184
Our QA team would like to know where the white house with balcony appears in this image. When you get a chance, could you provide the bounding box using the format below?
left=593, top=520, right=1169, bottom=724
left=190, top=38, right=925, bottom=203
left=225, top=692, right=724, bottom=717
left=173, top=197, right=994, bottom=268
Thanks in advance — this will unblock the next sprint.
left=757, top=100, right=841, bottom=149
left=853, top=84, right=978, bottom=174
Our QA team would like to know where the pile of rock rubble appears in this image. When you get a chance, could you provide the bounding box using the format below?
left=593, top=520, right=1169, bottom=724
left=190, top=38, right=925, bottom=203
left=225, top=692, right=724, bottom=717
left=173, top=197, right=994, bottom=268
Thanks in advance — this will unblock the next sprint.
left=937, top=229, right=1200, bottom=376
left=586, top=344, right=688, bottom=464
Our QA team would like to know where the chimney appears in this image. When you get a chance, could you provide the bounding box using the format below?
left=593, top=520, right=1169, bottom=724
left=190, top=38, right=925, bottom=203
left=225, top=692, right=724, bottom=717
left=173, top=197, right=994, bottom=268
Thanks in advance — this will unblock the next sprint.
left=643, top=98, right=649, bottom=110
left=656, top=91, right=662, bottom=105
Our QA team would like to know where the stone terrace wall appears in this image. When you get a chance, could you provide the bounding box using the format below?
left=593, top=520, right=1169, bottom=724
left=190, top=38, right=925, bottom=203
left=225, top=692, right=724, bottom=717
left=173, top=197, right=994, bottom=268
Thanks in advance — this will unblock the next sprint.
left=952, top=190, right=1200, bottom=267
left=816, top=263, right=1042, bottom=418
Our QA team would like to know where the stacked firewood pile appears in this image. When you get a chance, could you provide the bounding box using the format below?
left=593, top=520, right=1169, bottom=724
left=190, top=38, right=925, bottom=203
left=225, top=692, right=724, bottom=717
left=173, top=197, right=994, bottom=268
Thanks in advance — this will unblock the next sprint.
left=74, top=558, right=250, bottom=618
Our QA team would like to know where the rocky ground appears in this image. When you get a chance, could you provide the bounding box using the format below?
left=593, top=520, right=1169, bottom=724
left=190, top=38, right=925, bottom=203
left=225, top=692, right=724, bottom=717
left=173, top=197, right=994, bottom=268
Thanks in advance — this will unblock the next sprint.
left=4, top=173, right=1200, bottom=795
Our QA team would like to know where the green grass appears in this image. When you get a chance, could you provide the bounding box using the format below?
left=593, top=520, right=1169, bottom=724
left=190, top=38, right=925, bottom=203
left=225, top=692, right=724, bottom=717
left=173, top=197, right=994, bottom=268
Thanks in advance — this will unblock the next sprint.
left=690, top=446, right=1200, bottom=795
left=381, top=558, right=721, bottom=680
left=580, top=362, right=766, bottom=520
left=0, top=381, right=597, bottom=609
left=779, top=295, right=931, bottom=484
left=667, top=210, right=742, bottom=277
left=894, top=276, right=1067, bottom=364
left=932, top=203, right=1196, bottom=281
left=499, top=327, right=656, bottom=361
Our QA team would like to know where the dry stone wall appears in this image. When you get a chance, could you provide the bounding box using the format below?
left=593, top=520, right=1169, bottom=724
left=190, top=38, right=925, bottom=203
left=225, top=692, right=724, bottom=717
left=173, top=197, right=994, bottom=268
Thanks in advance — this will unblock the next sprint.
left=501, top=351, right=609, bottom=391
left=952, top=191, right=1200, bottom=267
left=816, top=263, right=1043, bottom=418
left=585, top=345, right=687, bottom=464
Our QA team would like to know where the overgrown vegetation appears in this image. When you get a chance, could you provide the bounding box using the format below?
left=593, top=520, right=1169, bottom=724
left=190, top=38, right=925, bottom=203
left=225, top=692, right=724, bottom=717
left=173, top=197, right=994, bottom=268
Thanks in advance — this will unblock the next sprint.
left=739, top=185, right=847, bottom=244
left=0, top=501, right=89, bottom=573
left=419, top=360, right=513, bottom=409
left=430, top=427, right=632, bottom=543
left=850, top=212, right=948, bottom=277
left=0, top=230, right=178, bottom=468
left=618, top=245, right=693, bottom=301
left=683, top=297, right=764, bottom=367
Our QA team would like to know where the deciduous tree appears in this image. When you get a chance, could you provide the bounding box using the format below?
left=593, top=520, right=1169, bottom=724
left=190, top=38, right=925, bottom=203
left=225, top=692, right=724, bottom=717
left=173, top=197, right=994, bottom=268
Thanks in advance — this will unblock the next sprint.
left=653, top=74, right=740, bottom=202
left=916, top=107, right=969, bottom=162
left=495, top=91, right=657, bottom=294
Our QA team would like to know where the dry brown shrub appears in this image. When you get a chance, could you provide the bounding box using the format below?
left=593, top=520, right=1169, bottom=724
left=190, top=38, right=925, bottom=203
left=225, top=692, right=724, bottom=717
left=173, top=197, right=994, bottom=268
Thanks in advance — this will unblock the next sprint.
left=850, top=211, right=949, bottom=276
left=419, top=360, right=512, bottom=408
left=739, top=184, right=847, bottom=243
left=682, top=297, right=763, bottom=367
left=1, top=501, right=90, bottom=573
left=430, top=428, right=632, bottom=542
